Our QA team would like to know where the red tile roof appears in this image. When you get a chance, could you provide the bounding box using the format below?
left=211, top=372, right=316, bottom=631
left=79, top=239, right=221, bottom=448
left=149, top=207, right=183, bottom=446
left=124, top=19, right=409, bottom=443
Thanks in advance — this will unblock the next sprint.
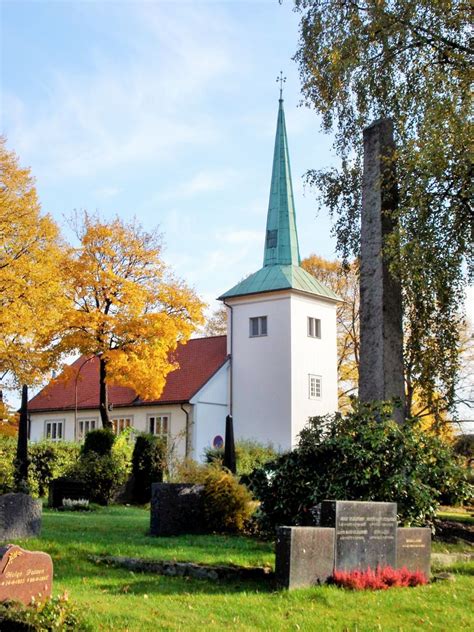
left=29, top=336, right=228, bottom=412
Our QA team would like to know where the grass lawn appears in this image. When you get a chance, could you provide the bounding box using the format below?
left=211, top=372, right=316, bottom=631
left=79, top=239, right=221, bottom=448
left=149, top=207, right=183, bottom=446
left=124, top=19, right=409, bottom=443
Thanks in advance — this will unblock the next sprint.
left=15, top=505, right=474, bottom=631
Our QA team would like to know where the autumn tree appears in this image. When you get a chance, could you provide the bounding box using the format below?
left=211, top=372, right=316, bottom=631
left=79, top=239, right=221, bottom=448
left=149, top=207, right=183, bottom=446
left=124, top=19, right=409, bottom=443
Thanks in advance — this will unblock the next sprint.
left=204, top=305, right=227, bottom=336
left=60, top=213, right=205, bottom=429
left=0, top=138, right=67, bottom=489
left=302, top=255, right=359, bottom=411
left=294, top=0, right=472, bottom=418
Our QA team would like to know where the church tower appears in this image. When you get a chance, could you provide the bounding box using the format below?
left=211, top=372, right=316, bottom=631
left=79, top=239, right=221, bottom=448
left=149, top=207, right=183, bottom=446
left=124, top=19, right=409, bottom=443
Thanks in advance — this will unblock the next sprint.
left=219, top=96, right=339, bottom=451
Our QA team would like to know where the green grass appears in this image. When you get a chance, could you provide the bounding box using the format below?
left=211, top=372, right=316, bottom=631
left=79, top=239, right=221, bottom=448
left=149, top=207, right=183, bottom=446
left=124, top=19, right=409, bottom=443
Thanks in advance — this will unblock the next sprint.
left=12, top=506, right=474, bottom=631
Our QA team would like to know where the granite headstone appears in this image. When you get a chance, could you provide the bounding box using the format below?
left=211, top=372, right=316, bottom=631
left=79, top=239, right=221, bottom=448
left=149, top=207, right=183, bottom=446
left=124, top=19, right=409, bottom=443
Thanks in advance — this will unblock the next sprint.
left=150, top=483, right=205, bottom=536
left=0, top=545, right=53, bottom=605
left=397, top=528, right=431, bottom=577
left=0, top=494, right=42, bottom=541
left=275, top=527, right=334, bottom=589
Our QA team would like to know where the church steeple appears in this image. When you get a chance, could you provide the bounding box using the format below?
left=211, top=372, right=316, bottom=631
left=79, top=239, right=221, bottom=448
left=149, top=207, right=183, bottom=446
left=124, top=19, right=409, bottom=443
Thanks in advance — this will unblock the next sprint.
left=263, top=98, right=301, bottom=267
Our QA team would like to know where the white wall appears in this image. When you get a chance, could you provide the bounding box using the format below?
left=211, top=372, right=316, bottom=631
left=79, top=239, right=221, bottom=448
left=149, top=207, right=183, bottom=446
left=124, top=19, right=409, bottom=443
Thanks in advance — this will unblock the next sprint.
left=28, top=404, right=189, bottom=459
left=190, top=362, right=229, bottom=461
left=290, top=293, right=338, bottom=445
left=226, top=292, right=292, bottom=451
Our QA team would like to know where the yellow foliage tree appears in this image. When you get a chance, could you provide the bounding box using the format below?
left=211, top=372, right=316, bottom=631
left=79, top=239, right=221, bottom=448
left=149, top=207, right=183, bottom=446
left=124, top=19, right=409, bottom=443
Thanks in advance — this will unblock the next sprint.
left=301, top=255, right=359, bottom=411
left=60, top=213, right=205, bottom=429
left=0, top=138, right=67, bottom=388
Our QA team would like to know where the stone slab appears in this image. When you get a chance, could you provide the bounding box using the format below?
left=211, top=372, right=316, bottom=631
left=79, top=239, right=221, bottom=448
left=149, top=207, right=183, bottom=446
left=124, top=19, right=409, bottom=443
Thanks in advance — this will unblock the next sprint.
left=0, top=494, right=42, bottom=541
left=48, top=478, right=90, bottom=508
left=321, top=500, right=397, bottom=571
left=275, top=527, right=335, bottom=589
left=150, top=483, right=205, bottom=536
left=0, top=545, right=52, bottom=605
left=397, top=528, right=431, bottom=578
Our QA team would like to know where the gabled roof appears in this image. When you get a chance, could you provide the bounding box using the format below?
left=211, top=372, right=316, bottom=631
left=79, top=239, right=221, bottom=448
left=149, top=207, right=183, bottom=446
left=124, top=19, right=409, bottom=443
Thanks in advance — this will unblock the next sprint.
left=28, top=336, right=228, bottom=413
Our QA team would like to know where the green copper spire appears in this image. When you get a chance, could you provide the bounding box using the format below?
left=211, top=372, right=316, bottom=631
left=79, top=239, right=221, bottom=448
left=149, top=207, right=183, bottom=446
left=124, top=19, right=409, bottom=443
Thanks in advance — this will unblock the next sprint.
left=263, top=98, right=301, bottom=267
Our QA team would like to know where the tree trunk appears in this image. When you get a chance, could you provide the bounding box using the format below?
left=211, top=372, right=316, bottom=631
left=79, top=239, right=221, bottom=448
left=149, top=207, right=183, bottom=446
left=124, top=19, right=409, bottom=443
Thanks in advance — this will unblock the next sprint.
left=15, top=384, right=29, bottom=492
left=99, top=356, right=112, bottom=430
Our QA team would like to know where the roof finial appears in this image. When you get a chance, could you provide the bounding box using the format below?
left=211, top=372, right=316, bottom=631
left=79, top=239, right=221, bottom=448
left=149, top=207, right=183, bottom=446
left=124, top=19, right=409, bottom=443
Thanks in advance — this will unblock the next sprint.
left=276, top=71, right=286, bottom=100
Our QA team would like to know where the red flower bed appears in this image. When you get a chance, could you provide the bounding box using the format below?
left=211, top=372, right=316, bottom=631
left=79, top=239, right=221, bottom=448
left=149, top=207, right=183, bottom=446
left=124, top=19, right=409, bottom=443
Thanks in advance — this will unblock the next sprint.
left=332, top=566, right=427, bottom=590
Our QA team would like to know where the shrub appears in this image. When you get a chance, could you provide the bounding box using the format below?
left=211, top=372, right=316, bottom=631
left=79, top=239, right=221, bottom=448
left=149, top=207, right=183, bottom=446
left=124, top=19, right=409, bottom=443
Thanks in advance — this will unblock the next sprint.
left=202, top=465, right=254, bottom=533
left=131, top=433, right=166, bottom=504
left=29, top=441, right=81, bottom=497
left=332, top=566, right=428, bottom=590
left=82, top=428, right=115, bottom=456
left=0, top=594, right=92, bottom=631
left=0, top=435, right=16, bottom=494
left=249, top=401, right=473, bottom=533
left=204, top=440, right=277, bottom=477
left=169, top=458, right=210, bottom=484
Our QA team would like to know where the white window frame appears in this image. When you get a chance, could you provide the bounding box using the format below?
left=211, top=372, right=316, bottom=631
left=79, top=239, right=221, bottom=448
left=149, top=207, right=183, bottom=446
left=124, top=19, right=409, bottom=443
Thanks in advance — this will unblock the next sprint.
left=147, top=413, right=170, bottom=441
left=111, top=415, right=133, bottom=435
left=309, top=375, right=322, bottom=400
left=44, top=419, right=65, bottom=441
left=77, top=417, right=98, bottom=440
left=249, top=315, right=268, bottom=337
left=308, top=316, right=321, bottom=339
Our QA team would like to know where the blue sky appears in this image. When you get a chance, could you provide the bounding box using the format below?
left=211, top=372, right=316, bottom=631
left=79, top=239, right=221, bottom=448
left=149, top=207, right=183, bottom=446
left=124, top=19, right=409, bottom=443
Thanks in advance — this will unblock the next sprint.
left=1, top=0, right=339, bottom=315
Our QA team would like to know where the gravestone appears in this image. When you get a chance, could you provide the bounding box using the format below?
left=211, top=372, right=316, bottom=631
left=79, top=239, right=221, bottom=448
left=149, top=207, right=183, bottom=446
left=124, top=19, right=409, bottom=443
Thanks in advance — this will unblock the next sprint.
left=150, top=483, right=205, bottom=536
left=275, top=527, right=334, bottom=589
left=321, top=500, right=397, bottom=571
left=0, top=493, right=42, bottom=541
left=397, top=528, right=431, bottom=577
left=359, top=118, right=405, bottom=423
left=48, top=478, right=90, bottom=508
left=0, top=545, right=53, bottom=605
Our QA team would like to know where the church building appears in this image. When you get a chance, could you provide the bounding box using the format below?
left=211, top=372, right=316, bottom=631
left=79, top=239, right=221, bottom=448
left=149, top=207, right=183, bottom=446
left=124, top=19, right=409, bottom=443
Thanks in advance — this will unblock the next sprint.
left=28, top=97, right=339, bottom=460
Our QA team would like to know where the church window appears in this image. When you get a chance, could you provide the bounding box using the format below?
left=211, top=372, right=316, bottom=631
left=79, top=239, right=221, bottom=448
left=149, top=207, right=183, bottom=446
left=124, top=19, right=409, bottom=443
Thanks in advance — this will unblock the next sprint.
left=266, top=229, right=277, bottom=249
left=148, top=414, right=169, bottom=441
left=308, top=317, right=321, bottom=338
left=249, top=316, right=267, bottom=337
left=45, top=419, right=64, bottom=441
left=309, top=375, right=322, bottom=399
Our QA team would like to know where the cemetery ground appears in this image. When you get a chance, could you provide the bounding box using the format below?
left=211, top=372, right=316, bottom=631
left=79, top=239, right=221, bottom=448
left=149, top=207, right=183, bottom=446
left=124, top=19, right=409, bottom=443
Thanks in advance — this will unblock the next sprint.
left=17, top=504, right=474, bottom=631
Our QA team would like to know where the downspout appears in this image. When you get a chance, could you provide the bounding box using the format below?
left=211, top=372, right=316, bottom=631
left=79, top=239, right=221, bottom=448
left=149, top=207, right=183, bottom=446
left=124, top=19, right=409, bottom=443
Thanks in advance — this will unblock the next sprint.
left=224, top=301, right=233, bottom=416
left=180, top=403, right=191, bottom=459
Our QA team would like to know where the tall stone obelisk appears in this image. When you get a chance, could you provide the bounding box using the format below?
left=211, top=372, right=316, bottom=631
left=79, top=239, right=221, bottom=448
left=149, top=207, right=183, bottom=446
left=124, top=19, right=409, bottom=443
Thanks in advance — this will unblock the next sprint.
left=359, top=119, right=405, bottom=422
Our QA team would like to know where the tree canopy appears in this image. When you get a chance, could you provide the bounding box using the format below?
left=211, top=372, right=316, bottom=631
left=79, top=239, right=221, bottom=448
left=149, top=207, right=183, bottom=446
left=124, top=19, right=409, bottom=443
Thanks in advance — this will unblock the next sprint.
left=60, top=213, right=205, bottom=428
left=0, top=138, right=66, bottom=387
left=294, top=0, right=472, bottom=416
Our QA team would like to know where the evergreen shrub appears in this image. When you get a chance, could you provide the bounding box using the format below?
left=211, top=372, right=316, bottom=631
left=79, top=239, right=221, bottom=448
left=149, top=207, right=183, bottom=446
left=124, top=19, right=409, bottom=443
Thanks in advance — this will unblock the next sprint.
left=82, top=428, right=115, bottom=456
left=131, top=433, right=166, bottom=504
left=29, top=441, right=81, bottom=497
left=249, top=401, right=473, bottom=533
left=0, top=435, right=16, bottom=494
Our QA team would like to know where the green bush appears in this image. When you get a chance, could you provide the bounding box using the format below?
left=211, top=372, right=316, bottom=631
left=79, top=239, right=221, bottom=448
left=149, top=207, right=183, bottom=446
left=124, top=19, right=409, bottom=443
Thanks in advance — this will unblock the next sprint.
left=169, top=458, right=210, bottom=484
left=202, top=465, right=254, bottom=533
left=131, top=433, right=166, bottom=504
left=249, top=401, right=473, bottom=533
left=0, top=435, right=16, bottom=494
left=29, top=441, right=81, bottom=497
left=204, top=439, right=277, bottom=476
left=0, top=594, right=91, bottom=631
left=82, top=428, right=115, bottom=456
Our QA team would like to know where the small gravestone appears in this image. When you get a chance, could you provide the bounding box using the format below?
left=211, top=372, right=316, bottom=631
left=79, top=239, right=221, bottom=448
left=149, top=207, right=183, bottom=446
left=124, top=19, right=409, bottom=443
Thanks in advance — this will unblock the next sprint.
left=275, top=527, right=334, bottom=589
left=0, top=545, right=53, bottom=605
left=397, top=528, right=431, bottom=577
left=48, top=478, right=90, bottom=509
left=0, top=494, right=42, bottom=541
left=321, top=500, right=397, bottom=571
left=150, top=483, right=205, bottom=536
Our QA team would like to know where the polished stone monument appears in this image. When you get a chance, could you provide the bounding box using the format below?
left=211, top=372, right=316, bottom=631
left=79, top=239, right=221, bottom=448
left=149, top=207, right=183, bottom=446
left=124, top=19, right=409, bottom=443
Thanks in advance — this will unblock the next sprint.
left=0, top=545, right=53, bottom=605
left=0, top=493, right=42, bottom=541
left=150, top=483, right=205, bottom=536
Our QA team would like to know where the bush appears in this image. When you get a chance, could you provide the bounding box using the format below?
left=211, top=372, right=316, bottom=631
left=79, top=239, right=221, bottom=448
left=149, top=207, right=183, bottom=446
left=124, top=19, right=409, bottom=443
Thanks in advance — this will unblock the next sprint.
left=169, top=458, right=210, bottom=484
left=0, top=594, right=91, bottom=631
left=249, top=401, right=473, bottom=533
left=332, top=566, right=427, bottom=590
left=29, top=441, right=81, bottom=497
left=202, top=465, right=254, bottom=533
left=204, top=440, right=277, bottom=477
left=0, top=435, right=16, bottom=494
left=82, top=428, right=115, bottom=456
left=131, top=433, right=166, bottom=504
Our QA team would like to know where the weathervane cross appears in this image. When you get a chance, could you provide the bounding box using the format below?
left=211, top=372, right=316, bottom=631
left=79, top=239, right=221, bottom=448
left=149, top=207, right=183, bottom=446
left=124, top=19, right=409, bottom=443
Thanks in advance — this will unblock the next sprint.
left=276, top=71, right=286, bottom=99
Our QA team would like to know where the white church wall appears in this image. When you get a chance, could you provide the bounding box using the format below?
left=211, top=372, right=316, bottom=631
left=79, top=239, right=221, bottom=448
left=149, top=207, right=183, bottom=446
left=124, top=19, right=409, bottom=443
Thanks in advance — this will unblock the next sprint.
left=29, top=404, right=188, bottom=458
left=190, top=362, right=229, bottom=461
left=227, top=292, right=292, bottom=452
left=290, top=293, right=338, bottom=445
